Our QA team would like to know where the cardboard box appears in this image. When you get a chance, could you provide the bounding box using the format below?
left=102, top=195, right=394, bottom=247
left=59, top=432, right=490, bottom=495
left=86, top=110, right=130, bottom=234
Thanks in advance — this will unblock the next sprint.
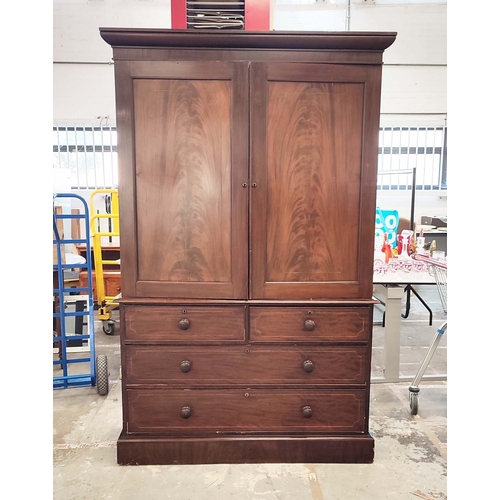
left=420, top=215, right=447, bottom=228
left=53, top=205, right=66, bottom=265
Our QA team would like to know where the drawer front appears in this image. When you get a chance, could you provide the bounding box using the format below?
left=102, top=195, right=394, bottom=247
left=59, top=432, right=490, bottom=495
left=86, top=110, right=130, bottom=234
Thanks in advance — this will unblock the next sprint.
left=125, top=345, right=368, bottom=385
left=126, top=389, right=366, bottom=434
left=123, top=305, right=246, bottom=342
left=250, top=307, right=370, bottom=342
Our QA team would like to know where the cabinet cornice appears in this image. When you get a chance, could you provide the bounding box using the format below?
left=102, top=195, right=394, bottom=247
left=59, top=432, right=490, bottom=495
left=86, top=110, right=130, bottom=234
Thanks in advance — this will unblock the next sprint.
left=100, top=28, right=397, bottom=54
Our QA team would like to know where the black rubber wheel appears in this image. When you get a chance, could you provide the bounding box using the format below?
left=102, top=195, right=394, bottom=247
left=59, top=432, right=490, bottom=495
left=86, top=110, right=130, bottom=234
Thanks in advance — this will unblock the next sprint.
left=409, top=391, right=419, bottom=415
left=103, top=321, right=115, bottom=335
left=96, top=354, right=109, bottom=396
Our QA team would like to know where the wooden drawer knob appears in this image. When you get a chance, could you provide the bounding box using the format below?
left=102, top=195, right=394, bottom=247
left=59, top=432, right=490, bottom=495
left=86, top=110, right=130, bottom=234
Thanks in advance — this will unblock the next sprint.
left=180, top=360, right=192, bottom=373
left=304, top=319, right=316, bottom=331
left=302, top=360, right=315, bottom=373
left=302, top=405, right=313, bottom=418
left=178, top=318, right=190, bottom=330
left=180, top=406, right=192, bottom=419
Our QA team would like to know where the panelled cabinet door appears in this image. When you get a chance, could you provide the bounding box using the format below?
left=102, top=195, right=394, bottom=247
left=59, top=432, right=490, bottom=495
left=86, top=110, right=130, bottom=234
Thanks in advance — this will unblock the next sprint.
left=250, top=62, right=382, bottom=300
left=115, top=61, right=249, bottom=299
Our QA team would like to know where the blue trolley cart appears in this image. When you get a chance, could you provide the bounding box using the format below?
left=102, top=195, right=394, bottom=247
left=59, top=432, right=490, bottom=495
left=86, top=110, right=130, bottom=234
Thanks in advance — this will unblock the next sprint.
left=53, top=193, right=109, bottom=395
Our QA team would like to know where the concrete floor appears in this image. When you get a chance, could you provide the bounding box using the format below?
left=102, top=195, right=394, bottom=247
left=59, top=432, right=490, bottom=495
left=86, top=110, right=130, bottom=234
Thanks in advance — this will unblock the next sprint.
left=53, top=285, right=447, bottom=499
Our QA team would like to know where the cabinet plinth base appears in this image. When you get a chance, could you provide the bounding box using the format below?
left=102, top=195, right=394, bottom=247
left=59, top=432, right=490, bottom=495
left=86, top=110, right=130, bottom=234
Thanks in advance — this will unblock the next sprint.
left=117, top=432, right=375, bottom=465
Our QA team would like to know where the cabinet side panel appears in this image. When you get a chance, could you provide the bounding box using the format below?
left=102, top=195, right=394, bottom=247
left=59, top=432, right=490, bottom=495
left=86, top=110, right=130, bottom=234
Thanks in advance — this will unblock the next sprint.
left=134, top=79, right=232, bottom=283
left=266, top=82, right=363, bottom=283
left=114, top=61, right=138, bottom=297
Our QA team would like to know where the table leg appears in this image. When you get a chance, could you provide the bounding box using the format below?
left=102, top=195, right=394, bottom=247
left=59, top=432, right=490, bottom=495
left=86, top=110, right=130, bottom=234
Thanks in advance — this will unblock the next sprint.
left=373, top=284, right=406, bottom=382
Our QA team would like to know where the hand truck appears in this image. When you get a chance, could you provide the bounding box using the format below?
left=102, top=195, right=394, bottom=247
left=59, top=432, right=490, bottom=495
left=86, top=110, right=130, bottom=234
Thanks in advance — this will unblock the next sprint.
left=89, top=189, right=121, bottom=335
left=53, top=193, right=109, bottom=395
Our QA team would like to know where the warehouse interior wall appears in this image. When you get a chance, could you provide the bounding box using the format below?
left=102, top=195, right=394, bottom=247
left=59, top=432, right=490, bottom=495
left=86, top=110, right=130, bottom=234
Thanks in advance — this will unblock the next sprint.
left=53, top=0, right=447, bottom=225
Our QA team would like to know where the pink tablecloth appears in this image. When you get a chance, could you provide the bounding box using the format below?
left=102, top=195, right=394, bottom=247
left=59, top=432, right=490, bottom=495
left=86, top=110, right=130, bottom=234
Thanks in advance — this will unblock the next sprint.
left=373, top=256, right=436, bottom=284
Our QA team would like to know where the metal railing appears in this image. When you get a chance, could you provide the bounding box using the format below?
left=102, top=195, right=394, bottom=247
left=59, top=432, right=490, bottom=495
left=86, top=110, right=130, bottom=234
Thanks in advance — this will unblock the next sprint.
left=53, top=125, right=118, bottom=190
left=377, top=126, right=447, bottom=191
left=53, top=124, right=447, bottom=192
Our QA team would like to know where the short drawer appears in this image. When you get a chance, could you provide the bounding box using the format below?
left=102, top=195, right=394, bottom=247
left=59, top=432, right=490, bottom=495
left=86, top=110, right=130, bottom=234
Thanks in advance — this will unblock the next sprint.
left=125, top=345, right=368, bottom=386
left=123, top=305, right=246, bottom=342
left=125, top=388, right=367, bottom=434
left=249, top=307, right=371, bottom=342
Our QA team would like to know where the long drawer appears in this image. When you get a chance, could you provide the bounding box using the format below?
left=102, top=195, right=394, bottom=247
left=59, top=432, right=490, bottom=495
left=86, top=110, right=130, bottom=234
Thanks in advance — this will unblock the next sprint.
left=249, top=307, right=371, bottom=342
left=125, top=345, right=368, bottom=386
left=123, top=305, right=246, bottom=342
left=125, top=388, right=367, bottom=434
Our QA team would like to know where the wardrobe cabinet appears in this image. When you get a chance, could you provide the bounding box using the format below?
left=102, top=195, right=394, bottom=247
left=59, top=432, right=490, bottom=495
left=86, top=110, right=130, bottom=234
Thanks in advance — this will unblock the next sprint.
left=100, top=28, right=396, bottom=465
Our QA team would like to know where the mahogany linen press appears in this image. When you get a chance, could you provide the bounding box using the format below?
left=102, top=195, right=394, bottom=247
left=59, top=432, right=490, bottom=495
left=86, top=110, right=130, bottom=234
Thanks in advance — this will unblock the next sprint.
left=100, top=28, right=397, bottom=465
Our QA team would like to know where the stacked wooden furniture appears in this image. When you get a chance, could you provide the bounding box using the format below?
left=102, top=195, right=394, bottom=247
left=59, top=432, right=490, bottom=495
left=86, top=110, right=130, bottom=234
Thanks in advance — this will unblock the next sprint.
left=100, top=28, right=396, bottom=465
left=76, top=245, right=121, bottom=300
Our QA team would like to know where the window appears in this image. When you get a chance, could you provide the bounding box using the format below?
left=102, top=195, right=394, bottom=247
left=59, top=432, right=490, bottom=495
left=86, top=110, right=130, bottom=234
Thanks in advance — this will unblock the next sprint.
left=377, top=126, right=447, bottom=191
left=53, top=124, right=447, bottom=192
left=53, top=126, right=118, bottom=190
